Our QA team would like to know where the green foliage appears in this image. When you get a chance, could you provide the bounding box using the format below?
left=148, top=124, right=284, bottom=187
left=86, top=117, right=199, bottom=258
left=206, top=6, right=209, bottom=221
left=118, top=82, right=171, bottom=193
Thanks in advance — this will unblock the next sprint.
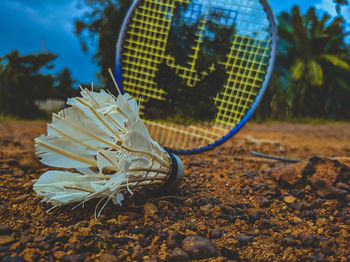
left=75, top=0, right=131, bottom=91
left=0, top=51, right=79, bottom=119
left=256, top=6, right=350, bottom=120
left=291, top=59, right=305, bottom=81
left=254, top=73, right=292, bottom=121
left=321, top=54, right=350, bottom=70
left=55, top=68, right=80, bottom=99
left=0, top=114, right=21, bottom=122
left=307, top=60, right=323, bottom=86
left=0, top=50, right=58, bottom=118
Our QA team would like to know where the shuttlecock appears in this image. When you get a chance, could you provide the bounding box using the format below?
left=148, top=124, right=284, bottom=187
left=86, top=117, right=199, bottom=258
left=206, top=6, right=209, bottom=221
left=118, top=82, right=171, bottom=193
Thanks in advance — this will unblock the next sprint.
left=33, top=72, right=184, bottom=217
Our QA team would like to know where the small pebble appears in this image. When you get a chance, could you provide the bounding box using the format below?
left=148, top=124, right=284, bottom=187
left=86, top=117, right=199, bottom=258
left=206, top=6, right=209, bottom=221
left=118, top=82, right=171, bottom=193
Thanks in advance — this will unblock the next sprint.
left=168, top=230, right=185, bottom=248
left=20, top=235, right=33, bottom=245
left=2, top=257, right=26, bottom=262
left=183, top=198, right=193, bottom=207
left=169, top=247, right=189, bottom=262
left=13, top=194, right=30, bottom=203
left=308, top=177, right=347, bottom=199
left=221, top=247, right=240, bottom=260
left=0, top=224, right=11, bottom=235
left=60, top=254, right=84, bottom=262
left=53, top=251, right=66, bottom=260
left=259, top=219, right=271, bottom=230
left=132, top=245, right=143, bottom=260
left=284, top=196, right=296, bottom=204
left=0, top=235, right=14, bottom=245
left=142, top=256, right=158, bottom=262
left=210, top=229, right=222, bottom=239
left=114, top=237, right=130, bottom=245
left=100, top=253, right=118, bottom=262
left=236, top=235, right=254, bottom=246
left=182, top=235, right=217, bottom=259
left=259, top=198, right=273, bottom=208
left=299, top=233, right=318, bottom=247
left=144, top=202, right=158, bottom=217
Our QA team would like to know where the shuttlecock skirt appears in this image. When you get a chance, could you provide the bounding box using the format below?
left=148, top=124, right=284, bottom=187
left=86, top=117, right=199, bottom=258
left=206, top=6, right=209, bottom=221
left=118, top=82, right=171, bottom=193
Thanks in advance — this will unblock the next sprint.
left=33, top=87, right=184, bottom=215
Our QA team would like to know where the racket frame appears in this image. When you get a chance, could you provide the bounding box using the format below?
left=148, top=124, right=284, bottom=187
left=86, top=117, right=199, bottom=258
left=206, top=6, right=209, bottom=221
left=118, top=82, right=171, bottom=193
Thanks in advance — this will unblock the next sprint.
left=116, top=0, right=277, bottom=155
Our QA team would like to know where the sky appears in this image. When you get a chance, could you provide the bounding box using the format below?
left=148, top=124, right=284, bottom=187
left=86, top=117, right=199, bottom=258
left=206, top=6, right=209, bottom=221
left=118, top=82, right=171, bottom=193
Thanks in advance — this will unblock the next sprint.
left=0, top=0, right=349, bottom=85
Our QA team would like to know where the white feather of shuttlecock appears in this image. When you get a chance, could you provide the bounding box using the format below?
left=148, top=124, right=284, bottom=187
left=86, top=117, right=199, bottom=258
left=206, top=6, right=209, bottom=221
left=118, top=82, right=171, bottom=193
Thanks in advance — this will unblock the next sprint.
left=33, top=87, right=171, bottom=217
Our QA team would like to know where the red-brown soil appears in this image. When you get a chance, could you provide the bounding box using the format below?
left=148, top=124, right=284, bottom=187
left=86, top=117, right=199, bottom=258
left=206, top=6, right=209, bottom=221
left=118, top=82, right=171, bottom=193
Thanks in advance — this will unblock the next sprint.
left=0, top=121, right=349, bottom=261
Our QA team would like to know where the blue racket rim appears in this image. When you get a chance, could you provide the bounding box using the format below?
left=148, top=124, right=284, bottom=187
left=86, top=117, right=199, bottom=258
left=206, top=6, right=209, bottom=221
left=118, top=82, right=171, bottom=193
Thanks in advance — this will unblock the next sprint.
left=116, top=0, right=277, bottom=155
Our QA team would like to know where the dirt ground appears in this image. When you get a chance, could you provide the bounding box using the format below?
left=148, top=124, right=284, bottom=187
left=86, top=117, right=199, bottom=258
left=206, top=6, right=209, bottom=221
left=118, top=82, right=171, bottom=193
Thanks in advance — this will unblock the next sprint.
left=0, top=121, right=350, bottom=261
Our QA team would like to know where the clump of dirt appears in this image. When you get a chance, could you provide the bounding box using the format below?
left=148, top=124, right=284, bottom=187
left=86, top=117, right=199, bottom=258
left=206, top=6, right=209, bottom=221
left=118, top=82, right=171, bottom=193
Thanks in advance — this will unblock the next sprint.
left=0, top=121, right=350, bottom=261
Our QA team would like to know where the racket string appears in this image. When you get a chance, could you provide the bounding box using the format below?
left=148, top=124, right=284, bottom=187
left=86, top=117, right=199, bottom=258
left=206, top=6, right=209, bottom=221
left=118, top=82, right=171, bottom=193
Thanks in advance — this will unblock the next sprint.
left=120, top=0, right=274, bottom=150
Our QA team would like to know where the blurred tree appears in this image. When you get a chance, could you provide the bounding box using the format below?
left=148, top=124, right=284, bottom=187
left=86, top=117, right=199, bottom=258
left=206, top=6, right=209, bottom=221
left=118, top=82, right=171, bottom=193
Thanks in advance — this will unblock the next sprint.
left=166, top=3, right=235, bottom=72
left=55, top=68, right=79, bottom=99
left=144, top=62, right=226, bottom=123
left=75, top=0, right=131, bottom=91
left=144, top=4, right=233, bottom=123
left=166, top=2, right=201, bottom=67
left=254, top=72, right=292, bottom=121
left=274, top=6, right=350, bottom=118
left=0, top=50, right=57, bottom=118
left=333, top=0, right=349, bottom=15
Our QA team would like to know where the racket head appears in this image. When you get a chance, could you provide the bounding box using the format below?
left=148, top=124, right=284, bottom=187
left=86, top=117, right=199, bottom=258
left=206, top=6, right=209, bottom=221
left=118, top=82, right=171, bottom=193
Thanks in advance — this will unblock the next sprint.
left=116, top=0, right=277, bottom=155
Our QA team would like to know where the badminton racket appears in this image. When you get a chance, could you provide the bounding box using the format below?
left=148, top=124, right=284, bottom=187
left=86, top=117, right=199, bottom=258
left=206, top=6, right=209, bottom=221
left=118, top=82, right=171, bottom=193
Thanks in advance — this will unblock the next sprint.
left=116, top=0, right=277, bottom=154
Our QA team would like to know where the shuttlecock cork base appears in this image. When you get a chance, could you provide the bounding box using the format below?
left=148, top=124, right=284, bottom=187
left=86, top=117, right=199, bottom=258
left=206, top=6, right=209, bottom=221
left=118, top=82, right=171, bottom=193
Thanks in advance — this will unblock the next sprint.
left=160, top=153, right=185, bottom=192
left=33, top=75, right=184, bottom=217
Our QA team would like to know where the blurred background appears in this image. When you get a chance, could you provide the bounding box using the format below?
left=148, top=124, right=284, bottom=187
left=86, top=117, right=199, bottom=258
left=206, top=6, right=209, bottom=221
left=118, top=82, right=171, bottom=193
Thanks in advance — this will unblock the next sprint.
left=0, top=0, right=349, bottom=120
